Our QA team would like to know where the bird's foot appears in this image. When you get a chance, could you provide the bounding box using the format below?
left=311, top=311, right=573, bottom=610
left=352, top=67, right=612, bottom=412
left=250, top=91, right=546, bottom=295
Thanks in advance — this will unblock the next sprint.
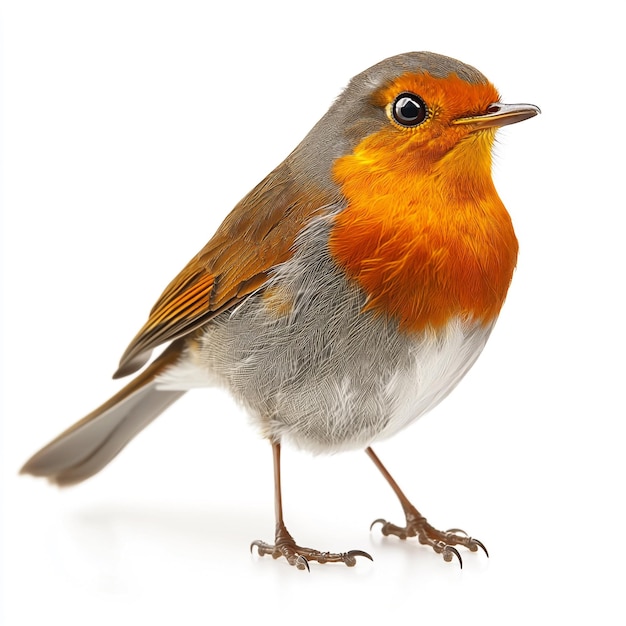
left=370, top=505, right=488, bottom=568
left=251, top=522, right=372, bottom=571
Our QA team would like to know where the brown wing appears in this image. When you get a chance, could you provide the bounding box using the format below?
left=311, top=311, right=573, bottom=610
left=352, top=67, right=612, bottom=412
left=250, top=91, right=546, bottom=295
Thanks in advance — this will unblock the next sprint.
left=113, top=160, right=337, bottom=378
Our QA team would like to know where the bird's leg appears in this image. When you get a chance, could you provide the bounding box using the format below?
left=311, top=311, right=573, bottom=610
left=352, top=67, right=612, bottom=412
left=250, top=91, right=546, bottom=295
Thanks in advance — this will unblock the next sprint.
left=365, top=447, right=488, bottom=568
left=250, top=440, right=372, bottom=570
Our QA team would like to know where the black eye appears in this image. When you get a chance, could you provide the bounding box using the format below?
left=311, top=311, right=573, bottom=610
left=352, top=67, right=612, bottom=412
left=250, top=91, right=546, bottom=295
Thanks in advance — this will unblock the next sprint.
left=392, top=92, right=428, bottom=127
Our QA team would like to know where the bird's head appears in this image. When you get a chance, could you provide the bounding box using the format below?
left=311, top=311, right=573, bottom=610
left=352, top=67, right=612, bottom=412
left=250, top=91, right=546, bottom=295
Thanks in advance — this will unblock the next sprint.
left=296, top=51, right=539, bottom=191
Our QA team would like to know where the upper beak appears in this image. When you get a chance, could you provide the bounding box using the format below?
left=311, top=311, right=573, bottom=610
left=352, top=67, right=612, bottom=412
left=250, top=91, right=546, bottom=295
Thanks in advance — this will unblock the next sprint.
left=453, top=102, right=541, bottom=129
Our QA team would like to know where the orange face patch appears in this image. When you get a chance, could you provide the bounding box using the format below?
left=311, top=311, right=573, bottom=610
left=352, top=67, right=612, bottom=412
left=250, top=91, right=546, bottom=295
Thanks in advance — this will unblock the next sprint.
left=363, top=72, right=501, bottom=168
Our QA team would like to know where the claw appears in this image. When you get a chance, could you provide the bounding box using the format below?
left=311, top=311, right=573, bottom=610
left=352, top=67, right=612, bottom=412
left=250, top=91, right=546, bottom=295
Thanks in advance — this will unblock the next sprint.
left=446, top=527, right=468, bottom=536
left=370, top=518, right=386, bottom=531
left=472, top=538, right=489, bottom=558
left=295, top=555, right=310, bottom=572
left=346, top=549, right=374, bottom=564
left=250, top=539, right=268, bottom=556
left=442, top=545, right=463, bottom=569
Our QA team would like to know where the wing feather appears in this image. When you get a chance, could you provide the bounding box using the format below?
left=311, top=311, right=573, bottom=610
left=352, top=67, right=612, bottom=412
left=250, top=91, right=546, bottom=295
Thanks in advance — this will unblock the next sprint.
left=114, top=161, right=337, bottom=378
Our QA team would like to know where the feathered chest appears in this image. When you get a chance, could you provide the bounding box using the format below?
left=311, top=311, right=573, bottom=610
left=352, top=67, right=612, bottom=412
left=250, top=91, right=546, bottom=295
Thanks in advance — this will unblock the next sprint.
left=328, top=148, right=519, bottom=332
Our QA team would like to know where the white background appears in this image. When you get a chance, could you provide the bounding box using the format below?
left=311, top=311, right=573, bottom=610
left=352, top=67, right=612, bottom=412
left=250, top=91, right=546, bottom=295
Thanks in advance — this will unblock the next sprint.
left=3, top=1, right=625, bottom=624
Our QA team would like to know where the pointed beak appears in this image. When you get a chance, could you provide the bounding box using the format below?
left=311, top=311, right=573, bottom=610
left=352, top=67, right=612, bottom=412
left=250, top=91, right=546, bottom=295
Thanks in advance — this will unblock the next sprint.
left=453, top=102, right=541, bottom=129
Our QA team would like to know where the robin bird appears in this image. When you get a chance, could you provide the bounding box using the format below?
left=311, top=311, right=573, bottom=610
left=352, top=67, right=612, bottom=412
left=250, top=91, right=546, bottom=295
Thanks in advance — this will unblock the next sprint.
left=21, top=51, right=539, bottom=570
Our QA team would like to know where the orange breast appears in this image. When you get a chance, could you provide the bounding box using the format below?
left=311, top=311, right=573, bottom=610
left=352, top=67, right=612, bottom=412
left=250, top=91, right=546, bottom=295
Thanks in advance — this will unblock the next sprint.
left=328, top=129, right=519, bottom=332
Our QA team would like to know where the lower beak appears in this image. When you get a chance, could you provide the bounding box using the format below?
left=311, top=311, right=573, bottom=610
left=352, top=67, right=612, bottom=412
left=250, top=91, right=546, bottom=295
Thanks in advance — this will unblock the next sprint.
left=453, top=103, right=541, bottom=129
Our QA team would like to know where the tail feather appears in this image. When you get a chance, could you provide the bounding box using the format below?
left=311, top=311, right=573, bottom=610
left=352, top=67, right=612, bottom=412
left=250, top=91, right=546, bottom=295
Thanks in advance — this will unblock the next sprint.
left=21, top=340, right=186, bottom=486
